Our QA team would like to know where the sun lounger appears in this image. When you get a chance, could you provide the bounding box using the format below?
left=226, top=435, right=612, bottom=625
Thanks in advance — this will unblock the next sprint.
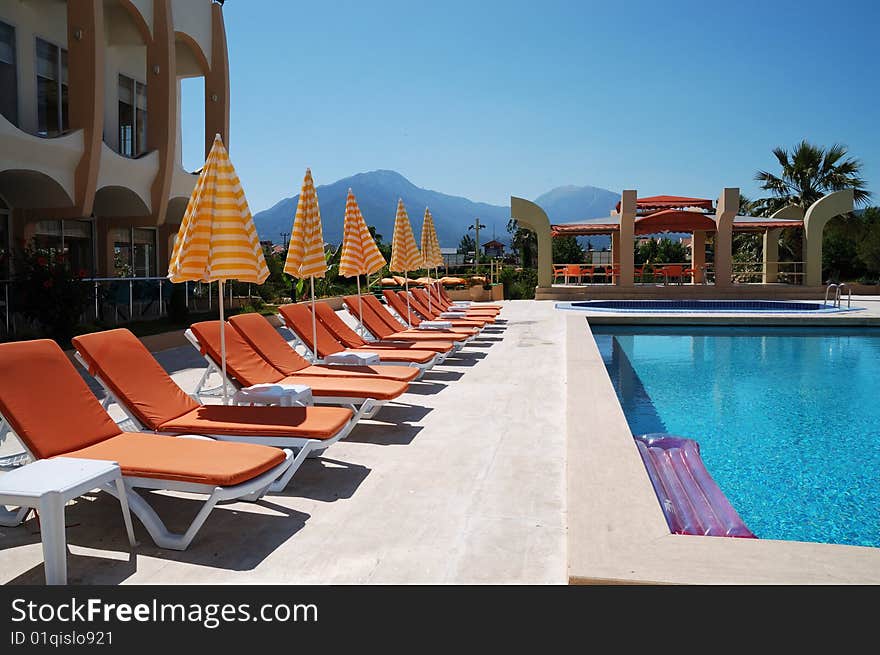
left=186, top=321, right=409, bottom=420
left=404, top=289, right=494, bottom=326
left=222, top=314, right=421, bottom=383
left=71, top=328, right=359, bottom=482
left=0, top=339, right=301, bottom=551
left=232, top=310, right=438, bottom=380
left=422, top=286, right=499, bottom=317
left=309, top=301, right=449, bottom=366
left=435, top=282, right=502, bottom=310
left=340, top=295, right=463, bottom=352
left=355, top=294, right=474, bottom=345
left=382, top=291, right=483, bottom=334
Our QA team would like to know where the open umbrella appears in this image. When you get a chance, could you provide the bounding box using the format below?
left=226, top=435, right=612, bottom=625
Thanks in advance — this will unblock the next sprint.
left=284, top=168, right=327, bottom=361
left=168, top=134, right=268, bottom=404
left=389, top=198, right=422, bottom=326
left=339, top=188, right=386, bottom=334
left=420, top=207, right=443, bottom=313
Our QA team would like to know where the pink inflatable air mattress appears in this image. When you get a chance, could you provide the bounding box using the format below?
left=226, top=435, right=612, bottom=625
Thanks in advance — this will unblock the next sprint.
left=635, top=433, right=756, bottom=538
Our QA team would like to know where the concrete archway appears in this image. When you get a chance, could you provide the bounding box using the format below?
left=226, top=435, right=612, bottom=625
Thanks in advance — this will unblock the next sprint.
left=803, top=189, right=854, bottom=286
left=93, top=185, right=151, bottom=218
left=0, top=170, right=74, bottom=209
left=510, top=197, right=552, bottom=288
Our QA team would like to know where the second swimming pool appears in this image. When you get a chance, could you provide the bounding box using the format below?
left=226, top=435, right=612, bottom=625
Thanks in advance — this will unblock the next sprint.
left=593, top=325, right=880, bottom=548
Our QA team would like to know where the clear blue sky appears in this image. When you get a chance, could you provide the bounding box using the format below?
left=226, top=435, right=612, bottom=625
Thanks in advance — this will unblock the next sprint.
left=180, top=0, right=879, bottom=215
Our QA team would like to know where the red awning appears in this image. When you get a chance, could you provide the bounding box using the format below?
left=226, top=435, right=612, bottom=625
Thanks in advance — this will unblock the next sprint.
left=615, top=194, right=714, bottom=212
left=634, top=209, right=716, bottom=235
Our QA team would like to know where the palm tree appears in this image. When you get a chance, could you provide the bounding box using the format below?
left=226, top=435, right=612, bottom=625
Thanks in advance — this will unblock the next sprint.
left=753, top=140, right=871, bottom=216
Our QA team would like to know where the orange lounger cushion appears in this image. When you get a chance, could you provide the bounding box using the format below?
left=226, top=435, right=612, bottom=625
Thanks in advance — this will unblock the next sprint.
left=228, top=313, right=421, bottom=380
left=159, top=405, right=355, bottom=440
left=275, top=375, right=407, bottom=401
left=65, top=432, right=287, bottom=486
left=190, top=320, right=412, bottom=393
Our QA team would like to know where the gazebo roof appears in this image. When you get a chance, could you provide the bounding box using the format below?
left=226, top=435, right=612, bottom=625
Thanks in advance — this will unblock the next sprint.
left=614, top=195, right=715, bottom=212
left=551, top=213, right=804, bottom=237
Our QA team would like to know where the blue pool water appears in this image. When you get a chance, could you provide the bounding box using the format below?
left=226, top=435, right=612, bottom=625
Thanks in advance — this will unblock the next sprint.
left=593, top=325, right=880, bottom=548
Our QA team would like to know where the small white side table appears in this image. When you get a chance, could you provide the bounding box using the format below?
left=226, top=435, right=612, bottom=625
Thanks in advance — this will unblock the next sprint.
left=0, top=458, right=136, bottom=585
left=233, top=383, right=313, bottom=407
left=324, top=351, right=380, bottom=366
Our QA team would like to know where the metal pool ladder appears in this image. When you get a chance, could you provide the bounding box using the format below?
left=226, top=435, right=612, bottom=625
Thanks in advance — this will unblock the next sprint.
left=824, top=283, right=852, bottom=308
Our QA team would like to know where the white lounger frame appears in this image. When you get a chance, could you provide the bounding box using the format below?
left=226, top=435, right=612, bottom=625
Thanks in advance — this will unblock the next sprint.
left=274, top=315, right=443, bottom=373
left=182, top=330, right=389, bottom=420
left=0, top=409, right=296, bottom=551
left=384, top=298, right=479, bottom=342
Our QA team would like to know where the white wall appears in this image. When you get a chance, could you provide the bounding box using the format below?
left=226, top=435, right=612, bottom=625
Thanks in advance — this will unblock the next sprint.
left=0, top=0, right=68, bottom=135
left=171, top=0, right=211, bottom=67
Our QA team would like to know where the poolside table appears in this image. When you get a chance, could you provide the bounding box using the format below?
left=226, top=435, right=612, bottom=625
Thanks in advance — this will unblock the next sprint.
left=233, top=383, right=314, bottom=407
left=0, top=457, right=136, bottom=585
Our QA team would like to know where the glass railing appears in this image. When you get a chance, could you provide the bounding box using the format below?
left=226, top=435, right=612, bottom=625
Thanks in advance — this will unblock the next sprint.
left=0, top=276, right=263, bottom=338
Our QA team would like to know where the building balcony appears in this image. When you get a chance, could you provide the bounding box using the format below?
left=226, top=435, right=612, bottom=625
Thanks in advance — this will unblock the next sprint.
left=93, top=143, right=159, bottom=218
left=0, top=114, right=84, bottom=209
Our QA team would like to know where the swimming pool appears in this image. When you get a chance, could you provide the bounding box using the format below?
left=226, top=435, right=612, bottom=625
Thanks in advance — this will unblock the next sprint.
left=593, top=325, right=880, bottom=548
left=562, top=300, right=861, bottom=313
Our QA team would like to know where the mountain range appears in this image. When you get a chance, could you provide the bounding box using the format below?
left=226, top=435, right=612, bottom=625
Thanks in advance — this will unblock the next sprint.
left=252, top=170, right=621, bottom=250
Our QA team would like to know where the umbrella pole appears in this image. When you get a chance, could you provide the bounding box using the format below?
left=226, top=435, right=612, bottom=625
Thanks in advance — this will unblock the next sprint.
left=218, top=279, right=228, bottom=405
left=356, top=276, right=364, bottom=337
left=405, top=277, right=411, bottom=327
left=427, top=270, right=432, bottom=314
left=310, top=276, right=318, bottom=361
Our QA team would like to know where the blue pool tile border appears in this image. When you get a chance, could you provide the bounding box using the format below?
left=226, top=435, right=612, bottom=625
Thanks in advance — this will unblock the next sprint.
left=556, top=300, right=864, bottom=314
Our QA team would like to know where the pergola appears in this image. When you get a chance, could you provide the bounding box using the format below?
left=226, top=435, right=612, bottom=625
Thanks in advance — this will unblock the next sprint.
left=509, top=188, right=855, bottom=290
left=551, top=195, right=804, bottom=283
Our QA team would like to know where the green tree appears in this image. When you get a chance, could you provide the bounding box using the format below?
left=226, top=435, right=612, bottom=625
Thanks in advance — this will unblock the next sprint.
left=753, top=140, right=871, bottom=267
left=753, top=140, right=871, bottom=215
left=458, top=233, right=475, bottom=256
left=856, top=207, right=880, bottom=277
left=507, top=219, right=537, bottom=268
left=552, top=236, right=583, bottom=264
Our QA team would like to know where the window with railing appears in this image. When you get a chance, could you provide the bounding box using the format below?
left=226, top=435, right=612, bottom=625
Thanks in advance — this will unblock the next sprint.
left=0, top=21, right=17, bottom=126
left=118, top=74, right=147, bottom=157
left=32, top=219, right=95, bottom=275
left=35, top=37, right=68, bottom=137
left=112, top=227, right=156, bottom=277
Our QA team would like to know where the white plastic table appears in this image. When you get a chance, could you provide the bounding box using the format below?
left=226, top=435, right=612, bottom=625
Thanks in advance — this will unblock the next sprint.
left=233, top=383, right=313, bottom=407
left=0, top=458, right=136, bottom=585
left=324, top=351, right=380, bottom=366
left=418, top=320, right=453, bottom=330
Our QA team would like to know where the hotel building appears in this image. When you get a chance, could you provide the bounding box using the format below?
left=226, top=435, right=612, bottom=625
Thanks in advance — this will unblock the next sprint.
left=0, top=0, right=229, bottom=280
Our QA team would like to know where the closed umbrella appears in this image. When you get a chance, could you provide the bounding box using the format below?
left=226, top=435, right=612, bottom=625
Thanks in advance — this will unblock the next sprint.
left=284, top=168, right=327, bottom=361
left=389, top=198, right=421, bottom=326
left=339, top=188, right=386, bottom=333
left=420, top=207, right=443, bottom=313
left=168, top=134, right=268, bottom=404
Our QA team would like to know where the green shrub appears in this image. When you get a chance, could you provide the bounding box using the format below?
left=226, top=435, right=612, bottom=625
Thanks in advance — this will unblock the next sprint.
left=13, top=244, right=93, bottom=343
left=499, top=267, right=537, bottom=299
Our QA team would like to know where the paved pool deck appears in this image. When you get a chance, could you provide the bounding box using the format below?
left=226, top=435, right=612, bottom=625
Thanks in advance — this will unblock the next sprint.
left=1, top=300, right=568, bottom=585
left=3, top=296, right=880, bottom=585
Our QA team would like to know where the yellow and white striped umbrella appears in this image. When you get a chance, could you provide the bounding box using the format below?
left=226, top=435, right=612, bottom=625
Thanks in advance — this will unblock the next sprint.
left=420, top=208, right=443, bottom=312
left=420, top=208, right=443, bottom=269
left=389, top=198, right=421, bottom=325
left=168, top=134, right=268, bottom=284
left=339, top=188, right=386, bottom=332
left=339, top=188, right=386, bottom=277
left=389, top=198, right=421, bottom=273
left=168, top=133, right=267, bottom=404
left=284, top=168, right=327, bottom=280
left=283, top=168, right=326, bottom=360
